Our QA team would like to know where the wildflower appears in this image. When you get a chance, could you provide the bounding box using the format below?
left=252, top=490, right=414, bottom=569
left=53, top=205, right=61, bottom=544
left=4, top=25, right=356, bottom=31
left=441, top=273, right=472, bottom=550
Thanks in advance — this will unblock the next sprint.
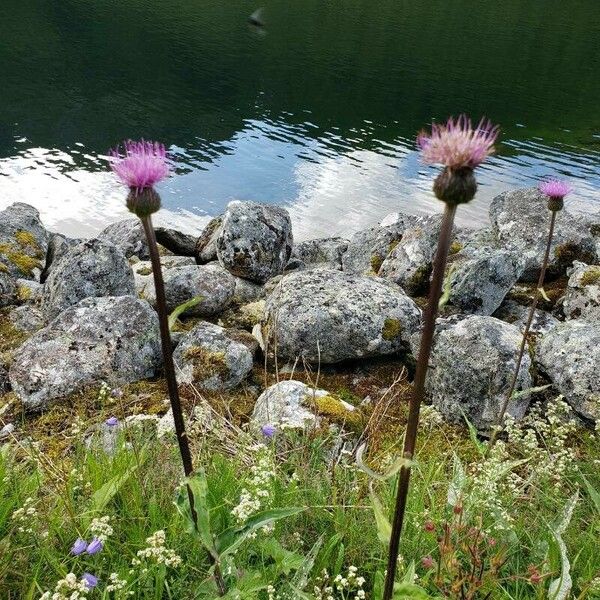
left=421, top=556, right=435, bottom=569
left=110, top=140, right=170, bottom=191
left=423, top=520, right=435, bottom=532
left=86, top=537, right=103, bottom=555
left=135, top=530, right=182, bottom=568
left=89, top=515, right=114, bottom=542
left=71, top=538, right=87, bottom=555
left=418, top=115, right=498, bottom=170
left=11, top=497, right=37, bottom=534
left=82, top=573, right=98, bottom=589
left=539, top=179, right=572, bottom=211
left=105, top=416, right=119, bottom=427
left=261, top=424, right=276, bottom=438
left=106, top=573, right=127, bottom=593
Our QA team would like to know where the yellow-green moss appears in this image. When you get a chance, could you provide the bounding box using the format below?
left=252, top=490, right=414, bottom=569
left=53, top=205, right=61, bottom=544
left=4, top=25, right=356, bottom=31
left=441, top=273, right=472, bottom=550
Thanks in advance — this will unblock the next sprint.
left=581, top=266, right=600, bottom=286
left=16, top=285, right=32, bottom=302
left=449, top=240, right=463, bottom=255
left=0, top=243, right=42, bottom=277
left=381, top=318, right=402, bottom=341
left=137, top=266, right=153, bottom=276
left=309, top=394, right=365, bottom=431
left=0, top=262, right=8, bottom=273
left=0, top=314, right=28, bottom=357
left=183, top=346, right=228, bottom=381
left=370, top=254, right=384, bottom=274
left=388, top=240, right=399, bottom=254
left=14, top=230, right=39, bottom=249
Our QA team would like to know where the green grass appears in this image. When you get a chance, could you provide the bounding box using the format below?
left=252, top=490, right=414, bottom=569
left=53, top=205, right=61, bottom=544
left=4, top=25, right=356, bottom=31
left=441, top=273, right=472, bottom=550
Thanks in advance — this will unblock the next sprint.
left=0, top=389, right=599, bottom=599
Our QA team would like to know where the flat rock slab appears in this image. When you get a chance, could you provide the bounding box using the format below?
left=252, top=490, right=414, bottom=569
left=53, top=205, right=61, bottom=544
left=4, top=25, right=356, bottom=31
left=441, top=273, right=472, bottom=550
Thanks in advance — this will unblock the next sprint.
left=263, top=269, right=421, bottom=363
left=10, top=296, right=161, bottom=411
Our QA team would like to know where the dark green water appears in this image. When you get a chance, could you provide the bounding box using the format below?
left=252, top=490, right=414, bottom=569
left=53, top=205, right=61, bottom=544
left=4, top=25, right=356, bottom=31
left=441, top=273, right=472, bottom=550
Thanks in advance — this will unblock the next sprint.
left=1, top=0, right=599, bottom=237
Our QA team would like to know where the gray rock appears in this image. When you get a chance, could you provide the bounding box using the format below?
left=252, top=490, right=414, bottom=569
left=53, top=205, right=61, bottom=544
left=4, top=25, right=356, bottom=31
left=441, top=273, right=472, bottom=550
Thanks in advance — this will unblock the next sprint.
left=379, top=215, right=443, bottom=295
left=15, top=279, right=43, bottom=304
left=8, top=305, right=45, bottom=334
left=173, top=321, right=253, bottom=390
left=251, top=380, right=327, bottom=430
left=233, top=276, right=266, bottom=304
left=0, top=273, right=17, bottom=308
left=493, top=300, right=559, bottom=338
left=0, top=203, right=50, bottom=280
left=216, top=201, right=293, bottom=283
left=0, top=364, right=9, bottom=395
left=0, top=422, right=15, bottom=440
left=144, top=264, right=235, bottom=317
left=195, top=216, right=222, bottom=264
left=563, top=261, right=600, bottom=322
left=536, top=321, right=600, bottom=421
left=291, top=237, right=349, bottom=271
left=342, top=213, right=420, bottom=275
left=98, top=219, right=149, bottom=259
left=40, top=233, right=81, bottom=283
left=10, top=296, right=161, bottom=411
left=41, top=239, right=136, bottom=321
left=427, top=315, right=533, bottom=432
left=132, top=256, right=196, bottom=299
left=263, top=269, right=421, bottom=363
left=155, top=227, right=197, bottom=256
left=446, top=246, right=524, bottom=315
left=489, top=188, right=597, bottom=281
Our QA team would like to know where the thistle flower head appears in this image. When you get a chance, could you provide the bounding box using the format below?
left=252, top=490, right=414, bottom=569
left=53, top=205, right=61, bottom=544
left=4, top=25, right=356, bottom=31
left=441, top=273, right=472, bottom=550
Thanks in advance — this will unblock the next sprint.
left=539, top=179, right=572, bottom=199
left=110, top=140, right=170, bottom=190
left=539, top=179, right=571, bottom=212
left=417, top=115, right=499, bottom=170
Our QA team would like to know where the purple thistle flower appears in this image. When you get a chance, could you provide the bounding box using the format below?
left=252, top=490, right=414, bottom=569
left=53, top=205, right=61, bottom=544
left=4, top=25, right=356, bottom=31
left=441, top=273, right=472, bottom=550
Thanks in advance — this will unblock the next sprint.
left=105, top=416, right=119, bottom=427
left=86, top=537, right=103, bottom=555
left=82, top=573, right=99, bottom=589
left=70, top=538, right=87, bottom=556
left=110, top=140, right=170, bottom=191
left=417, top=115, right=499, bottom=170
left=539, top=179, right=572, bottom=199
left=261, top=424, right=276, bottom=438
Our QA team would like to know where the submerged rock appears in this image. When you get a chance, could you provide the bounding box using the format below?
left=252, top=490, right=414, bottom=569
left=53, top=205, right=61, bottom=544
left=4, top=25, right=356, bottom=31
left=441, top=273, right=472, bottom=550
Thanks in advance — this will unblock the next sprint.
left=144, top=263, right=235, bottom=317
left=216, top=201, right=293, bottom=283
left=447, top=246, right=524, bottom=315
left=98, top=218, right=149, bottom=259
left=342, top=214, right=420, bottom=275
left=41, top=239, right=136, bottom=321
left=290, top=237, right=349, bottom=271
left=489, top=187, right=597, bottom=281
left=173, top=321, right=253, bottom=390
left=426, top=315, right=532, bottom=433
left=263, top=269, right=421, bottom=363
left=10, top=296, right=161, bottom=411
left=562, top=261, right=600, bottom=322
left=536, top=321, right=600, bottom=422
left=0, top=203, right=49, bottom=280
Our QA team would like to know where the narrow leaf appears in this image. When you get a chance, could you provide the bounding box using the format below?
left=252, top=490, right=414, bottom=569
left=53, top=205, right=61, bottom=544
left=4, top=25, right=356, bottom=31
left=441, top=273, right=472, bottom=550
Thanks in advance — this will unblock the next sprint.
left=168, top=296, right=203, bottom=330
left=370, top=484, right=392, bottom=544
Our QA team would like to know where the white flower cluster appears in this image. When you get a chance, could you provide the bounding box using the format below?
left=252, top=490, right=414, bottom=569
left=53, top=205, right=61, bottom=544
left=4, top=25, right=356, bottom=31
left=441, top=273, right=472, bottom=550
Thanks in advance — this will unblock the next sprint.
left=132, top=530, right=182, bottom=568
left=11, top=496, right=37, bottom=534
left=420, top=405, right=444, bottom=429
left=39, top=573, right=89, bottom=600
left=70, top=415, right=85, bottom=437
left=231, top=444, right=275, bottom=524
left=505, top=397, right=576, bottom=487
left=106, top=572, right=128, bottom=593
left=90, top=515, right=113, bottom=542
left=314, top=567, right=366, bottom=600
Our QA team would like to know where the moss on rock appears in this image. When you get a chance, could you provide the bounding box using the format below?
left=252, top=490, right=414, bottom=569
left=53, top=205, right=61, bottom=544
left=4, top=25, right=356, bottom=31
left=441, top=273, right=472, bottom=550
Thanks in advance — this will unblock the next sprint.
left=370, top=254, right=384, bottom=274
left=183, top=346, right=229, bottom=381
left=309, top=394, right=365, bottom=431
left=580, top=266, right=600, bottom=286
left=381, top=318, right=402, bottom=341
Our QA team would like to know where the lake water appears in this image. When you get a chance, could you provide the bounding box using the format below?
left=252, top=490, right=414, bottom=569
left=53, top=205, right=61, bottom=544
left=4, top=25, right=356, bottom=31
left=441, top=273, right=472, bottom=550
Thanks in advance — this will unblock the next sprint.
left=1, top=0, right=599, bottom=240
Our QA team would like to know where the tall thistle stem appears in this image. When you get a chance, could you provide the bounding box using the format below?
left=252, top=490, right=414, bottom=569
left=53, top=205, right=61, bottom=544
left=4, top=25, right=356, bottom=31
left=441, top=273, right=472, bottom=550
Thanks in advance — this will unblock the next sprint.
left=488, top=208, right=557, bottom=449
left=382, top=202, right=457, bottom=600
left=140, top=215, right=227, bottom=596
left=141, top=215, right=194, bottom=476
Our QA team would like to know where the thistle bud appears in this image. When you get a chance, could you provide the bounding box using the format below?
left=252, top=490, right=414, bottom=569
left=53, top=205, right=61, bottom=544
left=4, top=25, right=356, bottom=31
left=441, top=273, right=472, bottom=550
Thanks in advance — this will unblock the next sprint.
left=433, top=167, right=477, bottom=205
left=126, top=187, right=161, bottom=218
